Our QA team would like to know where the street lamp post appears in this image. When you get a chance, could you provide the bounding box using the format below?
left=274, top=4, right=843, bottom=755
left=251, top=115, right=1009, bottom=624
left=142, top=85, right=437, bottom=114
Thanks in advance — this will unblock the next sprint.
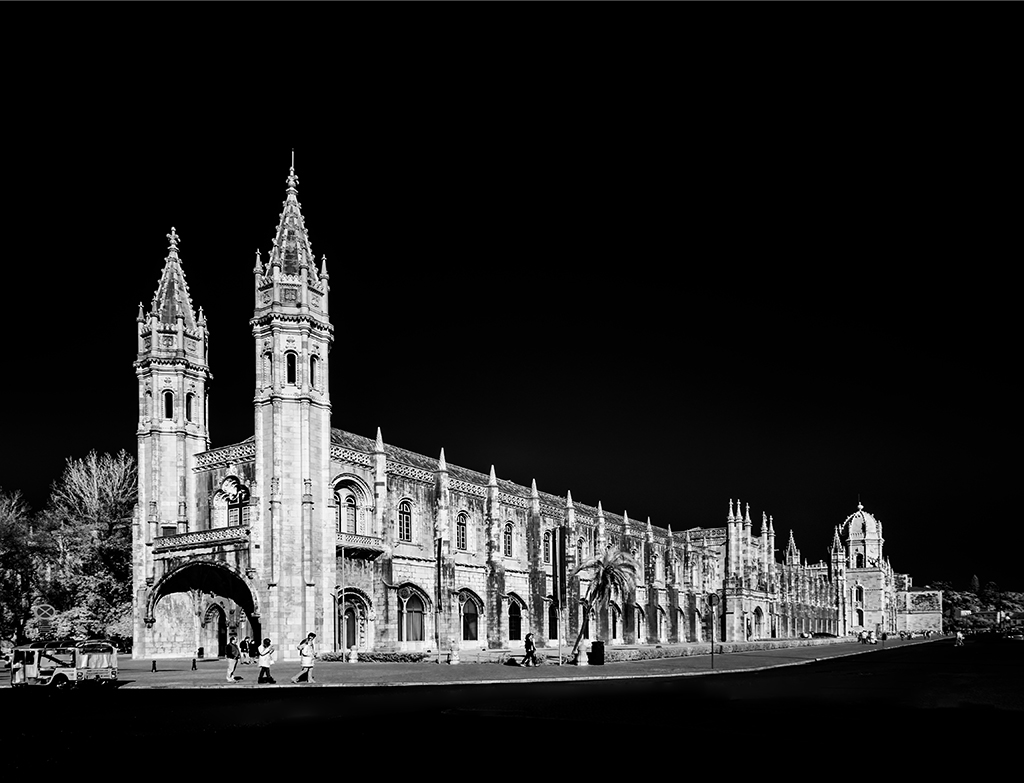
left=707, top=592, right=719, bottom=670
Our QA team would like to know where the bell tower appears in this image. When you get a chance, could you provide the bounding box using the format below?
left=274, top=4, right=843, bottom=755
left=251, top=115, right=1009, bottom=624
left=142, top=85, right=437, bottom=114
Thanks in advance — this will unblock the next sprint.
left=134, top=228, right=211, bottom=574
left=251, top=160, right=334, bottom=654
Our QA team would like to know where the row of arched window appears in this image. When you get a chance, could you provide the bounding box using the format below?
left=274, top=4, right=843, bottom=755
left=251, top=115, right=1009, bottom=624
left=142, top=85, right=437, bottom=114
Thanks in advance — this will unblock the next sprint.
left=154, top=390, right=199, bottom=422
left=262, top=351, right=321, bottom=389
left=395, top=502, right=518, bottom=557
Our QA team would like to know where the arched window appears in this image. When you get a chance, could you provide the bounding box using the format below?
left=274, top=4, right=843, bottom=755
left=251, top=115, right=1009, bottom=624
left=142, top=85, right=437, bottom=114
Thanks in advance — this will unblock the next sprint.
left=163, top=390, right=173, bottom=419
left=503, top=523, right=513, bottom=558
left=309, top=354, right=319, bottom=389
left=286, top=352, right=297, bottom=385
left=856, top=608, right=864, bottom=627
left=543, top=532, right=551, bottom=564
left=855, top=585, right=864, bottom=603
left=398, top=501, right=412, bottom=542
left=855, top=553, right=865, bottom=568
left=508, top=601, right=522, bottom=641
left=462, top=597, right=478, bottom=641
left=653, top=552, right=660, bottom=581
left=577, top=537, right=585, bottom=565
left=263, top=352, right=273, bottom=387
left=185, top=392, right=194, bottom=422
left=456, top=513, right=468, bottom=551
left=345, top=496, right=357, bottom=534
left=222, top=477, right=250, bottom=527
left=399, top=593, right=425, bottom=642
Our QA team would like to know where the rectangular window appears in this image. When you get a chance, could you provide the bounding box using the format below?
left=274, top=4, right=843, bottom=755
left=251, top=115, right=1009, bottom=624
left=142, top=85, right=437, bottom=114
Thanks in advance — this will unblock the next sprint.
left=228, top=508, right=239, bottom=526
left=241, top=506, right=251, bottom=526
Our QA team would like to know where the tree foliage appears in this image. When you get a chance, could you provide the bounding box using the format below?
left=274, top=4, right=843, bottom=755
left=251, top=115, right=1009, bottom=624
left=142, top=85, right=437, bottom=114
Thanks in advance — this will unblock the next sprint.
left=31, top=450, right=138, bottom=643
left=0, top=488, right=50, bottom=643
left=568, top=546, right=639, bottom=656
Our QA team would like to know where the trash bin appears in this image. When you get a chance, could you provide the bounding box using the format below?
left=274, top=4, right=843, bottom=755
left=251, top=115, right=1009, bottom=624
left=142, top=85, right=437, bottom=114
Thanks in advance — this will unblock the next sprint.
left=588, top=640, right=605, bottom=665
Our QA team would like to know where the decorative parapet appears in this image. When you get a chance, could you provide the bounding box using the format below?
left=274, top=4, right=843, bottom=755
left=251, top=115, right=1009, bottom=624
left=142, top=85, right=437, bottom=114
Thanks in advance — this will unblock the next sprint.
left=331, top=445, right=373, bottom=468
left=154, top=526, right=250, bottom=552
left=449, top=479, right=486, bottom=498
left=499, top=492, right=529, bottom=509
left=194, top=442, right=256, bottom=471
left=386, top=461, right=434, bottom=484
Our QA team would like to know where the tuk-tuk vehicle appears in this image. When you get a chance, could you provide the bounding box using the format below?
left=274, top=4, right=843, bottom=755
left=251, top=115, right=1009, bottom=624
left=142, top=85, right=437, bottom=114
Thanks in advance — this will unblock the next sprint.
left=9, top=639, right=118, bottom=688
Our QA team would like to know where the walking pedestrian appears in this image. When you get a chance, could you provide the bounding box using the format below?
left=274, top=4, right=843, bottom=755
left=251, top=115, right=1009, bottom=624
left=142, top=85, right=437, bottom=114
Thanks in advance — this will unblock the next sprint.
left=291, top=632, right=317, bottom=683
left=522, top=632, right=538, bottom=667
left=239, top=637, right=250, bottom=664
left=225, top=635, right=241, bottom=682
left=257, top=638, right=276, bottom=683
left=249, top=636, right=260, bottom=665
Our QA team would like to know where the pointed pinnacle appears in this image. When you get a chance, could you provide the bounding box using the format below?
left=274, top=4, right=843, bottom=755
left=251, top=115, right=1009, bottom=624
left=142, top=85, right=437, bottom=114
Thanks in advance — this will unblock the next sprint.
left=254, top=249, right=262, bottom=273
left=597, top=500, right=604, bottom=517
left=320, top=254, right=329, bottom=279
left=438, top=448, right=447, bottom=472
left=745, top=503, right=752, bottom=524
left=375, top=427, right=384, bottom=453
left=489, top=465, right=497, bottom=487
left=137, top=302, right=145, bottom=323
left=566, top=489, right=574, bottom=508
left=530, top=479, right=539, bottom=499
left=728, top=499, right=735, bottom=521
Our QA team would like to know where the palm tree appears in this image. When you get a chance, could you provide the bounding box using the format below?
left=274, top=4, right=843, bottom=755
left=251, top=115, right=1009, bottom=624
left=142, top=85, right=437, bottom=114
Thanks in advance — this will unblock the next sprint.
left=568, top=546, right=639, bottom=660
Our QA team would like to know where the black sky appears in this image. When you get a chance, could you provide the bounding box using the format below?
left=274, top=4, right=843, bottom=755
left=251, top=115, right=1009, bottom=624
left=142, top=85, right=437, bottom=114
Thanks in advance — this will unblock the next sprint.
left=2, top=18, right=1017, bottom=591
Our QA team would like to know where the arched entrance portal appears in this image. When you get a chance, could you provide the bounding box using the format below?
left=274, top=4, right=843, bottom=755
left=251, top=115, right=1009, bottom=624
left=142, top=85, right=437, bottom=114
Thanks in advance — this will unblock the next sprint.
left=335, top=588, right=372, bottom=652
left=141, top=561, right=259, bottom=660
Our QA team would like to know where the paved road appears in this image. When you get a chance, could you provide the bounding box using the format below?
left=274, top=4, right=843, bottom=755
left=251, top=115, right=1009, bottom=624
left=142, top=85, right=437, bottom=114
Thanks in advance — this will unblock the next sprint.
left=4, top=636, right=1019, bottom=775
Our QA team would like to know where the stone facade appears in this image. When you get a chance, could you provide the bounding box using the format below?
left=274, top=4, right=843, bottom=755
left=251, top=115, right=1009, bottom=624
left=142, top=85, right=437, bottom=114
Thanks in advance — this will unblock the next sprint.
left=130, top=164, right=929, bottom=660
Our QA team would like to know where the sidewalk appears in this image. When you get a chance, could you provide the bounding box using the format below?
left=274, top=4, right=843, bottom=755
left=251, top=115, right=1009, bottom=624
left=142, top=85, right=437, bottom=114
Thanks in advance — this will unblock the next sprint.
left=101, top=635, right=944, bottom=690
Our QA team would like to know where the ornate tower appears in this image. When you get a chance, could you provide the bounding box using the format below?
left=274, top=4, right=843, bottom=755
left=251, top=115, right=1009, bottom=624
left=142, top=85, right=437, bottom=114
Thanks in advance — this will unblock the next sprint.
left=846, top=502, right=884, bottom=569
left=135, top=228, right=211, bottom=547
left=251, top=161, right=334, bottom=654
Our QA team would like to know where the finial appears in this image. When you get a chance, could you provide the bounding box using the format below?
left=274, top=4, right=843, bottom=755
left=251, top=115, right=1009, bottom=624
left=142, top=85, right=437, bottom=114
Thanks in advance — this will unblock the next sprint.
left=320, top=254, right=329, bottom=279
left=254, top=249, right=262, bottom=273
left=438, top=448, right=447, bottom=472
left=623, top=510, right=629, bottom=527
left=769, top=515, right=775, bottom=535
left=489, top=465, right=497, bottom=487
left=530, top=479, right=539, bottom=499
left=745, top=502, right=751, bottom=524
left=646, top=517, right=653, bottom=533
left=728, top=499, right=735, bottom=522
left=566, top=489, right=574, bottom=508
left=197, top=306, right=206, bottom=326
left=286, top=155, right=299, bottom=192
left=167, top=227, right=180, bottom=254
left=137, top=302, right=145, bottom=323
left=375, top=427, right=384, bottom=453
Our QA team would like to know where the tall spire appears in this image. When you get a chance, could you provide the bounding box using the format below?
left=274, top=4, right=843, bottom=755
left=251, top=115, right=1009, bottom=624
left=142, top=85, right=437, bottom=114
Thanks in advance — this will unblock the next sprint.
left=375, top=427, right=384, bottom=453
left=489, top=465, right=497, bottom=487
left=268, top=157, right=314, bottom=276
left=150, top=227, right=198, bottom=330
left=438, top=448, right=447, bottom=473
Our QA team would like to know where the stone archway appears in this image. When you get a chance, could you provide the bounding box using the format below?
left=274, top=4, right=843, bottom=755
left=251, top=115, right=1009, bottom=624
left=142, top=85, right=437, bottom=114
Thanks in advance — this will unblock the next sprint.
left=139, top=561, right=260, bottom=659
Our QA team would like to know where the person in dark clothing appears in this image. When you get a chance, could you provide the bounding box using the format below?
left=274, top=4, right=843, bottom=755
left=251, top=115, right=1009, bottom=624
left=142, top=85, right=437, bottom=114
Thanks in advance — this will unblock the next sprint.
left=522, top=632, right=538, bottom=667
left=226, top=635, right=241, bottom=682
left=239, top=637, right=250, bottom=664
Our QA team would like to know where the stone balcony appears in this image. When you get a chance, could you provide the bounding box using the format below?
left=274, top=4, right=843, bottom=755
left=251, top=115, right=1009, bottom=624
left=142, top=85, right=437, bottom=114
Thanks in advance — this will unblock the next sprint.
left=153, top=525, right=251, bottom=553
left=337, top=531, right=386, bottom=560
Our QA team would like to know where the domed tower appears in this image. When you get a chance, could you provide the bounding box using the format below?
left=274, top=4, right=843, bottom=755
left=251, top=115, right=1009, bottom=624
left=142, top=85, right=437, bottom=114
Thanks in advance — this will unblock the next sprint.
left=844, top=502, right=884, bottom=570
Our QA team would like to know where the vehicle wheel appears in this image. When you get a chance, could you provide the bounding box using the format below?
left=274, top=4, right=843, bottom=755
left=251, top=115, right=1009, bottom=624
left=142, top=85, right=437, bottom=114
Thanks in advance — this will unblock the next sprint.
left=50, top=674, right=70, bottom=690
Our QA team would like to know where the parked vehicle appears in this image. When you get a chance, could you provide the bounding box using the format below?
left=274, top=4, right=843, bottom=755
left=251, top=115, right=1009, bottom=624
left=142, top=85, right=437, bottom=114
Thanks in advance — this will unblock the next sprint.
left=9, top=639, right=118, bottom=688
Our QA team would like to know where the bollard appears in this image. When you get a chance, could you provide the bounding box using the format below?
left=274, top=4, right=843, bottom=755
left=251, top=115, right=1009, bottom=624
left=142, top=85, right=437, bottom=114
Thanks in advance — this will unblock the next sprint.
left=191, top=658, right=197, bottom=671
left=151, top=660, right=157, bottom=673
left=577, top=642, right=589, bottom=667
left=348, top=646, right=358, bottom=663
